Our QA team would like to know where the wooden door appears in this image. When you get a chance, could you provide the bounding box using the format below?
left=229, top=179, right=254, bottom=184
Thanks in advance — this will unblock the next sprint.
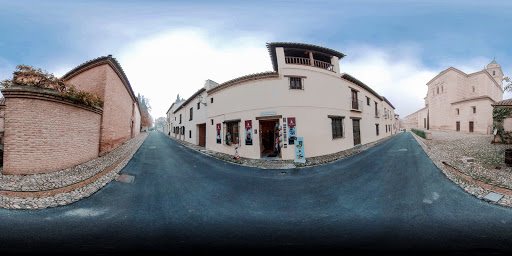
left=352, top=119, right=361, bottom=145
left=469, top=121, right=474, bottom=133
left=198, top=124, right=206, bottom=147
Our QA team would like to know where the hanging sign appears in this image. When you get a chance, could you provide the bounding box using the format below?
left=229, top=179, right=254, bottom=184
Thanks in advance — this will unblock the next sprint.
left=283, top=118, right=288, bottom=148
left=288, top=117, right=297, bottom=145
left=245, top=120, right=253, bottom=145
left=216, top=123, right=222, bottom=144
left=294, top=137, right=306, bottom=163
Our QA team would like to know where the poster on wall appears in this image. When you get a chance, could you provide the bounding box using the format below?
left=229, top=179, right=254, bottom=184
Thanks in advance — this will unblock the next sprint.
left=288, top=117, right=297, bottom=145
left=216, top=123, right=221, bottom=144
left=245, top=120, right=253, bottom=145
left=294, top=137, right=306, bottom=163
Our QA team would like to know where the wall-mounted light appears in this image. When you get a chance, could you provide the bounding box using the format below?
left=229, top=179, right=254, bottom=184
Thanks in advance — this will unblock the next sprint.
left=197, top=94, right=207, bottom=106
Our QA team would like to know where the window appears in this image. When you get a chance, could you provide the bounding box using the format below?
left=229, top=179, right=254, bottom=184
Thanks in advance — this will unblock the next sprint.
left=225, top=122, right=240, bottom=145
left=376, top=124, right=379, bottom=136
left=437, top=87, right=439, bottom=94
left=375, top=102, right=378, bottom=116
left=472, top=86, right=475, bottom=92
left=179, top=114, right=182, bottom=124
left=366, top=97, right=370, bottom=106
left=351, top=89, right=358, bottom=109
left=211, top=97, right=213, bottom=104
left=181, top=126, right=185, bottom=135
left=289, top=77, right=303, bottom=89
left=493, top=71, right=496, bottom=76
left=211, top=119, right=214, bottom=125
left=190, top=107, right=193, bottom=121
left=456, top=108, right=459, bottom=115
left=189, top=130, right=191, bottom=138
left=472, top=106, right=476, bottom=114
left=442, top=85, right=444, bottom=92
left=330, top=117, right=344, bottom=139
left=197, top=102, right=200, bottom=110
left=386, top=125, right=388, bottom=133
left=174, top=117, right=176, bottom=121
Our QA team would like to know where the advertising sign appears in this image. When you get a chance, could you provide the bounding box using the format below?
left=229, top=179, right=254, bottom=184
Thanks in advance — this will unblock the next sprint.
left=216, top=123, right=221, bottom=144
left=288, top=117, right=297, bottom=145
left=294, top=137, right=306, bottom=163
left=245, top=120, right=253, bottom=145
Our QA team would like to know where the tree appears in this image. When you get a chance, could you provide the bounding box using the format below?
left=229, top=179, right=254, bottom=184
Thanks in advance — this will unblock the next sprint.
left=137, top=94, right=152, bottom=127
left=154, top=117, right=166, bottom=129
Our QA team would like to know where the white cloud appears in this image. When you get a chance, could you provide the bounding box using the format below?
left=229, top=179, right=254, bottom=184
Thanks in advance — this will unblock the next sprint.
left=117, top=29, right=273, bottom=118
left=340, top=44, right=504, bottom=118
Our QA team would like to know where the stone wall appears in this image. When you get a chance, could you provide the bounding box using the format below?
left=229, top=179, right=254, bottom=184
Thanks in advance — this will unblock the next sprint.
left=1, top=87, right=102, bottom=175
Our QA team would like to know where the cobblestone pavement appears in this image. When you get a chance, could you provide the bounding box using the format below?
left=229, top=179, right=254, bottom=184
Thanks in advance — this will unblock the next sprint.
left=0, top=132, right=148, bottom=209
left=167, top=132, right=398, bottom=169
left=411, top=130, right=512, bottom=207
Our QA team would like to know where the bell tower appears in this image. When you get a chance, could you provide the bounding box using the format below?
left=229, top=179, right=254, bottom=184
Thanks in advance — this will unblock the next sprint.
left=486, top=58, right=504, bottom=87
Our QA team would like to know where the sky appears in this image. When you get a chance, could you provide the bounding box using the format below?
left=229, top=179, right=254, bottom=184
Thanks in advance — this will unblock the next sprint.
left=1, top=0, right=512, bottom=119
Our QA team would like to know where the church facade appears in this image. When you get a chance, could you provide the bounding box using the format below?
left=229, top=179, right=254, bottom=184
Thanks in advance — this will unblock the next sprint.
left=404, top=60, right=505, bottom=134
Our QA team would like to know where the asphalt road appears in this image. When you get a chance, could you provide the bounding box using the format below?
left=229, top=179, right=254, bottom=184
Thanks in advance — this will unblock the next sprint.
left=2, top=131, right=512, bottom=255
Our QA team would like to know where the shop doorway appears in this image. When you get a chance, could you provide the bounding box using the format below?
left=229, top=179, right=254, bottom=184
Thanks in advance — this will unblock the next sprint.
left=259, top=119, right=280, bottom=158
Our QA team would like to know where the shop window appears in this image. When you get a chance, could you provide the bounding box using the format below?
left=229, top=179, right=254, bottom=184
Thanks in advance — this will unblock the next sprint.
left=190, top=107, right=193, bottom=121
left=330, top=117, right=344, bottom=139
left=376, top=124, right=379, bottom=136
left=289, top=77, right=303, bottom=89
left=225, top=122, right=240, bottom=145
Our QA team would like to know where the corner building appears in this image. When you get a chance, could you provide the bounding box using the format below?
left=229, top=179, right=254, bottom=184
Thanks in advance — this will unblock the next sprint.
left=169, top=42, right=396, bottom=160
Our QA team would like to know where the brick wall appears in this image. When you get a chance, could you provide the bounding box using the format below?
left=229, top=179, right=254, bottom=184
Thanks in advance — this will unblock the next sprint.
left=2, top=88, right=102, bottom=175
left=66, top=62, right=140, bottom=155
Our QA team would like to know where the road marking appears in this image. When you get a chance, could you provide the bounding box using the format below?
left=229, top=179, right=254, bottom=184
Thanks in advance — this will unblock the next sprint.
left=64, top=208, right=106, bottom=217
left=398, top=148, right=408, bottom=151
left=423, top=192, right=440, bottom=204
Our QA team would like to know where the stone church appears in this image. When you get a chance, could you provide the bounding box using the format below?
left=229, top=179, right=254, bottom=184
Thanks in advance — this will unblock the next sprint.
left=404, top=60, right=505, bottom=134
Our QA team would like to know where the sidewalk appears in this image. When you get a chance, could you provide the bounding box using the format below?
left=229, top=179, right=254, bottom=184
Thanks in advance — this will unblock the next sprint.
left=166, top=132, right=398, bottom=169
left=0, top=132, right=148, bottom=209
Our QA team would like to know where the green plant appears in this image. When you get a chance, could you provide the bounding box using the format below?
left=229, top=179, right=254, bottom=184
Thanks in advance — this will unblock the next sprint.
left=411, top=128, right=426, bottom=138
left=1, top=65, right=103, bottom=108
left=492, top=107, right=512, bottom=143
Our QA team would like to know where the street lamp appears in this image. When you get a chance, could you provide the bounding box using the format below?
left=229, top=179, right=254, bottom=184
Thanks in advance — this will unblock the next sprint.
left=197, top=94, right=207, bottom=106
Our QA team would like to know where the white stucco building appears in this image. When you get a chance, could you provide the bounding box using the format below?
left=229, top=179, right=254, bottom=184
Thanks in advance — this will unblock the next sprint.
left=167, top=42, right=396, bottom=160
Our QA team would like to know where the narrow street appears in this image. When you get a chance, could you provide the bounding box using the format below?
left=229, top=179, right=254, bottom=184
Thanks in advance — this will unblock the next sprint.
left=1, top=131, right=511, bottom=254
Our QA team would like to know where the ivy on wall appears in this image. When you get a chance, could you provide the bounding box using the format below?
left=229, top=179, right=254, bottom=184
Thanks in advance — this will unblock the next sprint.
left=492, top=107, right=512, bottom=143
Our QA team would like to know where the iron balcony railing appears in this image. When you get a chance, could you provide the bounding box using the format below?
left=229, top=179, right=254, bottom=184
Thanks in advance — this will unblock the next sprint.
left=350, top=98, right=364, bottom=112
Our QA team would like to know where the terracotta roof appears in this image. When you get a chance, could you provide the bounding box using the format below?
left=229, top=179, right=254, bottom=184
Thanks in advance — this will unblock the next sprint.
left=207, top=71, right=279, bottom=95
left=266, top=42, right=346, bottom=71
left=61, top=55, right=140, bottom=109
left=341, top=73, right=383, bottom=101
left=173, top=88, right=206, bottom=113
left=492, top=98, right=512, bottom=106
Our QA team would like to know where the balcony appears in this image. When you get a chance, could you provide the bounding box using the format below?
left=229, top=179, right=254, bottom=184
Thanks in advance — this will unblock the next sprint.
left=285, top=56, right=334, bottom=72
left=350, top=98, right=363, bottom=112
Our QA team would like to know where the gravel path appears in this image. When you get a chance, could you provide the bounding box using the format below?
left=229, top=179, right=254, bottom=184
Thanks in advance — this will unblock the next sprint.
left=410, top=130, right=512, bottom=206
left=0, top=132, right=148, bottom=209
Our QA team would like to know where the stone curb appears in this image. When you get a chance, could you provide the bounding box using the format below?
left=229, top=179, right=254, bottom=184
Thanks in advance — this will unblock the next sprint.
left=0, top=133, right=148, bottom=210
left=166, top=132, right=398, bottom=170
left=409, top=131, right=512, bottom=207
